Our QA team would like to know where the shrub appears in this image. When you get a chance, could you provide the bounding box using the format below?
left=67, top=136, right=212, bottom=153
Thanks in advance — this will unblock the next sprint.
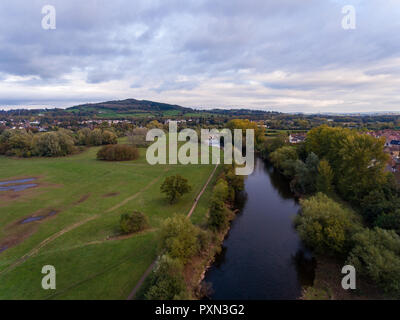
left=208, top=199, right=228, bottom=231
left=97, top=144, right=139, bottom=161
left=159, top=214, right=199, bottom=264
left=160, top=175, right=192, bottom=204
left=346, top=228, right=400, bottom=297
left=101, top=130, right=118, bottom=145
left=295, top=193, right=360, bottom=255
left=146, top=255, right=189, bottom=300
left=120, top=212, right=148, bottom=234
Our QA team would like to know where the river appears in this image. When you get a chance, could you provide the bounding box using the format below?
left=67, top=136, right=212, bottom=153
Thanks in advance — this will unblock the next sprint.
left=203, top=157, right=316, bottom=300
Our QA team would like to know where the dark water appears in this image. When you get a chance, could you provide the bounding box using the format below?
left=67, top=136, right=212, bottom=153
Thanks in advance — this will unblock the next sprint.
left=204, top=157, right=315, bottom=300
left=20, top=216, right=45, bottom=224
left=20, top=211, right=58, bottom=225
left=0, top=178, right=37, bottom=191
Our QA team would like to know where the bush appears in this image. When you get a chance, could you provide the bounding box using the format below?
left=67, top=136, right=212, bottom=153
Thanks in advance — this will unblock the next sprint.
left=97, top=144, right=139, bottom=161
left=160, top=175, right=192, bottom=204
left=346, top=228, right=400, bottom=297
left=101, top=130, right=118, bottom=145
left=146, top=255, right=189, bottom=300
left=159, top=214, right=199, bottom=264
left=32, top=130, right=75, bottom=157
left=120, top=212, right=148, bottom=234
left=295, top=193, right=360, bottom=255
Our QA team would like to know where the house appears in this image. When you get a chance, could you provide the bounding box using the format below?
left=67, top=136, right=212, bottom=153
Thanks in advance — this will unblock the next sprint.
left=289, top=133, right=306, bottom=144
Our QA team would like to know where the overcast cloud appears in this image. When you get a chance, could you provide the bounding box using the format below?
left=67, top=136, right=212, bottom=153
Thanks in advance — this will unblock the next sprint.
left=0, top=0, right=400, bottom=113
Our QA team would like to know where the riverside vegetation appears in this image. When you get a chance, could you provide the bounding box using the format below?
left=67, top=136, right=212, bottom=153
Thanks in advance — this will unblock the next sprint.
left=262, top=125, right=400, bottom=298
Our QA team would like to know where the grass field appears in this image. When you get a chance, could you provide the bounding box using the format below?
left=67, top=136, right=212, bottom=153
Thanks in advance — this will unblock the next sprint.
left=0, top=143, right=220, bottom=299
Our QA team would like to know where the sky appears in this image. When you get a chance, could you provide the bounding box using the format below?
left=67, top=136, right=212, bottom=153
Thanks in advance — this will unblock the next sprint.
left=0, top=0, right=400, bottom=113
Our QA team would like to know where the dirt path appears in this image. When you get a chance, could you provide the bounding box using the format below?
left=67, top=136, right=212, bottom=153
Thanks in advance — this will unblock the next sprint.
left=126, top=163, right=219, bottom=300
left=0, top=215, right=98, bottom=276
left=187, top=163, right=219, bottom=219
left=0, top=172, right=167, bottom=277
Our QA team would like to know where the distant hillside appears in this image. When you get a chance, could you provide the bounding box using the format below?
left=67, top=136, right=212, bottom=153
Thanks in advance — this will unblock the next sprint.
left=69, top=99, right=190, bottom=113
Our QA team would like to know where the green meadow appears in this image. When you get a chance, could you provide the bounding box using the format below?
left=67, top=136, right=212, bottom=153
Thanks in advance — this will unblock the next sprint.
left=0, top=143, right=220, bottom=299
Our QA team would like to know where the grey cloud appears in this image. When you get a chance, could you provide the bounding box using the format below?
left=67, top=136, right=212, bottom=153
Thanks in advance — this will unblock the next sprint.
left=0, top=0, right=400, bottom=112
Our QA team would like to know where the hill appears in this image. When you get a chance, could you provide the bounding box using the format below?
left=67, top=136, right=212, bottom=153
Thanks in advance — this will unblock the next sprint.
left=67, top=99, right=193, bottom=118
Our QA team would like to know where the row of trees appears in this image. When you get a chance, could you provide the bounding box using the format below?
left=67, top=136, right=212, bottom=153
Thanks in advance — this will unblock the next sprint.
left=208, top=165, right=244, bottom=231
left=145, top=215, right=212, bottom=299
left=145, top=164, right=244, bottom=299
left=0, top=128, right=117, bottom=157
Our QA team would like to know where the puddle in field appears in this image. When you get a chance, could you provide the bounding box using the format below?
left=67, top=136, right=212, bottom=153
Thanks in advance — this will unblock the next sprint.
left=0, top=246, right=8, bottom=253
left=19, top=211, right=58, bottom=225
left=20, top=216, right=45, bottom=224
left=0, top=184, right=38, bottom=192
left=0, top=178, right=38, bottom=192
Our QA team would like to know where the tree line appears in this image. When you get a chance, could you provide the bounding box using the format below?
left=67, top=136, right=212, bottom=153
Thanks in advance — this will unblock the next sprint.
left=0, top=128, right=117, bottom=157
left=263, top=125, right=400, bottom=297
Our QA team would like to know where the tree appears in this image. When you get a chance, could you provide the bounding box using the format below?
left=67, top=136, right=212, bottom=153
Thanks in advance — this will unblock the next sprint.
left=89, top=128, right=103, bottom=145
left=347, top=228, right=400, bottom=296
left=120, top=212, right=148, bottom=234
left=269, top=146, right=298, bottom=171
left=127, top=128, right=149, bottom=147
left=102, top=130, right=117, bottom=145
left=146, top=255, right=189, bottom=300
left=160, top=175, right=192, bottom=204
left=32, top=130, right=75, bottom=157
left=226, top=119, right=265, bottom=144
left=316, top=159, right=334, bottom=194
left=223, top=165, right=245, bottom=199
left=306, top=125, right=389, bottom=203
left=208, top=198, right=227, bottom=231
left=159, top=214, right=199, bottom=263
left=295, top=193, right=360, bottom=254
left=261, top=134, right=287, bottom=157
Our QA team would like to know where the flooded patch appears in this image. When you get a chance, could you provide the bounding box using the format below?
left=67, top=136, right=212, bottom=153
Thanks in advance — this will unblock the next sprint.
left=0, top=246, right=8, bottom=254
left=20, top=216, right=45, bottom=224
left=0, top=178, right=36, bottom=186
left=18, top=210, right=59, bottom=225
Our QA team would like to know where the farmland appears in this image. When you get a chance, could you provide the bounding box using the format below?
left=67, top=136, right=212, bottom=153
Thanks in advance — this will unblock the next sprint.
left=0, top=143, right=219, bottom=299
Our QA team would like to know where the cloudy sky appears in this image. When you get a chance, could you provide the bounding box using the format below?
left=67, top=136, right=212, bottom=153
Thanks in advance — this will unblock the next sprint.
left=0, top=0, right=400, bottom=113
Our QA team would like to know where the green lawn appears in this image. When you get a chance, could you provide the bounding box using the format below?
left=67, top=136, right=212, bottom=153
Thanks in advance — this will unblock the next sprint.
left=0, top=144, right=219, bottom=299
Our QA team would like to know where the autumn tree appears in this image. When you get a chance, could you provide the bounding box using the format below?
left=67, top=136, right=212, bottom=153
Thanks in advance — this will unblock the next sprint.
left=316, top=159, right=334, bottom=194
left=160, top=175, right=192, bottom=204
